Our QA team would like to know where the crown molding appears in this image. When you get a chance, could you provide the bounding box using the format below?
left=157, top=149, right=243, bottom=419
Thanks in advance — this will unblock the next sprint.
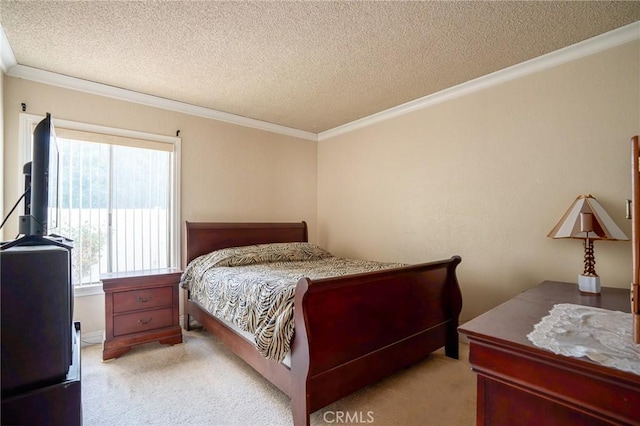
left=1, top=18, right=315, bottom=140
left=3, top=20, right=638, bottom=142
left=6, top=64, right=318, bottom=142
left=0, top=24, right=17, bottom=73
left=318, top=20, right=640, bottom=141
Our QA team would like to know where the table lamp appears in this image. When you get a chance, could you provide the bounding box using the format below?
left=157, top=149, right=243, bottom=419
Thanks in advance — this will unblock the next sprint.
left=548, top=194, right=628, bottom=294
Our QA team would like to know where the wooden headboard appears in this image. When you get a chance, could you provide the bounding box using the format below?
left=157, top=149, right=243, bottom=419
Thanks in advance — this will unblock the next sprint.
left=184, top=221, right=308, bottom=265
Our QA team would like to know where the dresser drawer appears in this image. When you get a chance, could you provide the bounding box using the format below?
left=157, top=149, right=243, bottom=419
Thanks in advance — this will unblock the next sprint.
left=112, top=286, right=173, bottom=313
left=113, top=307, right=174, bottom=336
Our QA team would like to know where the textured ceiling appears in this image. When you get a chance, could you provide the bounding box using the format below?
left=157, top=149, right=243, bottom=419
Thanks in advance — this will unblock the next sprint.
left=1, top=1, right=640, bottom=134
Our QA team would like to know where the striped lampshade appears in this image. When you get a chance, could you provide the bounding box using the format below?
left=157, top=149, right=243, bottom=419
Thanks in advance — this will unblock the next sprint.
left=547, top=194, right=628, bottom=241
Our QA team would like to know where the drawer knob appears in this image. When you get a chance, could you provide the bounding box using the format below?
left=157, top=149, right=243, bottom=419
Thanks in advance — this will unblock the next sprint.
left=137, top=296, right=152, bottom=303
left=138, top=317, right=153, bottom=325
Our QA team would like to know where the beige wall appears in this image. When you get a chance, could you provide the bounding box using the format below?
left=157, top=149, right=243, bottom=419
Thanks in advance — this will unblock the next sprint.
left=2, top=40, right=639, bottom=336
left=2, top=77, right=318, bottom=335
left=318, top=40, right=640, bottom=322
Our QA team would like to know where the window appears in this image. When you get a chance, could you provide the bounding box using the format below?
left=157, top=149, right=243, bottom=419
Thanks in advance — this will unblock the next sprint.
left=19, top=114, right=181, bottom=296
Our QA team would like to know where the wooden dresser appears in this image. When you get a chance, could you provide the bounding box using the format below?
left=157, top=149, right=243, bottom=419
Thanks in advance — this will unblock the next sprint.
left=102, top=268, right=183, bottom=360
left=459, top=281, right=640, bottom=425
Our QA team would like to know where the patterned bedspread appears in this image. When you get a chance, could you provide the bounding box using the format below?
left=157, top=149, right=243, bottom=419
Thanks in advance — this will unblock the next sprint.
left=180, top=242, right=405, bottom=362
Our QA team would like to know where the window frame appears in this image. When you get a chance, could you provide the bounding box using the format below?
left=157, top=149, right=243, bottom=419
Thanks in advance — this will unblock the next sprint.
left=19, top=113, right=181, bottom=297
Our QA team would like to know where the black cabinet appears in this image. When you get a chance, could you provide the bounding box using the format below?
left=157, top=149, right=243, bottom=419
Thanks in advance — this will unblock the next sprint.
left=1, top=323, right=82, bottom=426
left=1, top=244, right=81, bottom=424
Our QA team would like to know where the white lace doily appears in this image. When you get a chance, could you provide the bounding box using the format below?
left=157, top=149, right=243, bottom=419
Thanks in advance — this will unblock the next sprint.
left=527, top=303, right=640, bottom=375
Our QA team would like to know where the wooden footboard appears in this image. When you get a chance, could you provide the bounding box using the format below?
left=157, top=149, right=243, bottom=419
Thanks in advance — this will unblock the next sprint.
left=182, top=222, right=462, bottom=426
left=290, top=256, right=462, bottom=425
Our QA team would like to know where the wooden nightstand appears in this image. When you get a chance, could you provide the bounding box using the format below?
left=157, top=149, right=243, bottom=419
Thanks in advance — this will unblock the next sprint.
left=101, top=268, right=183, bottom=361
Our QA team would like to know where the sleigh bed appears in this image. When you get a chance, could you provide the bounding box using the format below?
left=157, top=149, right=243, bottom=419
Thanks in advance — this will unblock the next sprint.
left=181, top=221, right=463, bottom=426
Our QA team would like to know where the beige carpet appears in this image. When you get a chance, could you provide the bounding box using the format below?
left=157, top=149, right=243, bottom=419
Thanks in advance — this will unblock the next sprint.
left=81, top=329, right=476, bottom=426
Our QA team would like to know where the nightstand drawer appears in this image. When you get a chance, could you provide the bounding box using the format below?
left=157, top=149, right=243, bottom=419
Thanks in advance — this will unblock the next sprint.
left=113, top=307, right=174, bottom=336
left=112, top=287, right=173, bottom=313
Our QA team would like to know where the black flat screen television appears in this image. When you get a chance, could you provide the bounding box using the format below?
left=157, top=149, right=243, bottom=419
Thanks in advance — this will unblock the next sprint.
left=25, top=113, right=59, bottom=237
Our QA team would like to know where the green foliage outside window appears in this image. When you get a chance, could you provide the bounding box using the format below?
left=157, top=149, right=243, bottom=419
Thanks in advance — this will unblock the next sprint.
left=59, top=222, right=104, bottom=285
